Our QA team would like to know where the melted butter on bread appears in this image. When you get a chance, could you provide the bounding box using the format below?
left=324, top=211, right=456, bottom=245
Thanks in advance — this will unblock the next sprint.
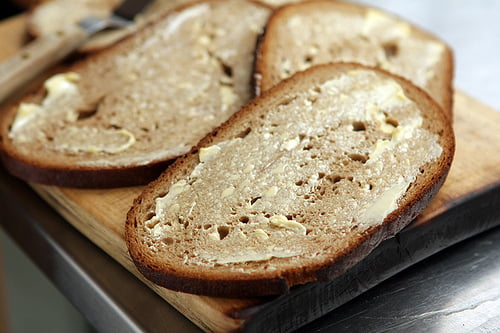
left=10, top=72, right=80, bottom=135
left=10, top=103, right=43, bottom=134
left=209, top=249, right=301, bottom=265
left=54, top=127, right=136, bottom=154
left=44, top=72, right=80, bottom=103
left=269, top=215, right=307, bottom=234
left=360, top=176, right=410, bottom=225
left=10, top=72, right=137, bottom=155
left=142, top=69, right=444, bottom=268
left=199, top=144, right=222, bottom=162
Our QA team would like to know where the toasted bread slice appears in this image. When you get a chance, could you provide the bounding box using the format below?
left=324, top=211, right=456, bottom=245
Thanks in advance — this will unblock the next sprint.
left=0, top=0, right=271, bottom=187
left=125, top=63, right=455, bottom=297
left=254, top=0, right=454, bottom=116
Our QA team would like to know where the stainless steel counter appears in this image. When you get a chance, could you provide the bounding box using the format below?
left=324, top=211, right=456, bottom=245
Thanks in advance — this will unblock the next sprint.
left=300, top=227, right=500, bottom=332
left=1, top=1, right=499, bottom=332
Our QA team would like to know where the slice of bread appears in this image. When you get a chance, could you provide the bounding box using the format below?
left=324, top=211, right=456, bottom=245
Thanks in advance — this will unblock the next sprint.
left=0, top=0, right=271, bottom=187
left=254, top=0, right=454, bottom=116
left=125, top=63, right=455, bottom=297
left=25, top=0, right=311, bottom=52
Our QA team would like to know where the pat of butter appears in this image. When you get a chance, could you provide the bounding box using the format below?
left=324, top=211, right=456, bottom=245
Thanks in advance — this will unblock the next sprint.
left=254, top=228, right=269, bottom=240
left=269, top=215, right=306, bottom=234
left=392, top=117, right=423, bottom=141
left=208, top=231, right=220, bottom=241
left=198, top=34, right=211, bottom=46
left=106, top=129, right=135, bottom=153
left=372, top=82, right=409, bottom=109
left=380, top=122, right=396, bottom=134
left=282, top=137, right=300, bottom=151
left=367, top=139, right=391, bottom=164
left=262, top=132, right=272, bottom=140
left=10, top=103, right=42, bottom=133
left=10, top=72, right=80, bottom=135
left=169, top=180, right=189, bottom=197
left=392, top=125, right=414, bottom=141
left=190, top=138, right=241, bottom=179
left=44, top=72, right=80, bottom=103
left=154, top=180, right=189, bottom=216
left=365, top=104, right=396, bottom=134
left=339, top=93, right=349, bottom=103
left=263, top=185, right=279, bottom=198
left=360, top=178, right=410, bottom=225
left=363, top=82, right=410, bottom=136
left=199, top=144, right=221, bottom=162
left=189, top=163, right=204, bottom=179
left=308, top=44, right=319, bottom=56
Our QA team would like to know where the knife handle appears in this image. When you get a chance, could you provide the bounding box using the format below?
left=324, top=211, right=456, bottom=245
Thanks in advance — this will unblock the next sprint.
left=0, top=24, right=89, bottom=103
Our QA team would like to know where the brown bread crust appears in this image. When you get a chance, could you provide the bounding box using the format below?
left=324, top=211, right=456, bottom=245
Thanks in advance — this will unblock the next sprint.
left=254, top=0, right=454, bottom=117
left=126, top=63, right=455, bottom=297
left=0, top=0, right=271, bottom=188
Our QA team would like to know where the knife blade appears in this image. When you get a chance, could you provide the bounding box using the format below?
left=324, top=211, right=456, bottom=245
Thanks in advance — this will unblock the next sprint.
left=0, top=0, right=153, bottom=103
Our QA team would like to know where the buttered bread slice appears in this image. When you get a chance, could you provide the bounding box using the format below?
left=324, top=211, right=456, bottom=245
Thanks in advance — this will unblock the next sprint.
left=0, top=0, right=271, bottom=187
left=254, top=0, right=454, bottom=116
left=126, top=63, right=454, bottom=297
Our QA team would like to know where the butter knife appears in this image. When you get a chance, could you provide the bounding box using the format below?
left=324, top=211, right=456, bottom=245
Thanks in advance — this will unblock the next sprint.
left=0, top=0, right=152, bottom=102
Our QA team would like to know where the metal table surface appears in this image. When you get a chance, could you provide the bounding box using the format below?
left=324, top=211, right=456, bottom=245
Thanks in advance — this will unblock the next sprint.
left=1, top=1, right=499, bottom=332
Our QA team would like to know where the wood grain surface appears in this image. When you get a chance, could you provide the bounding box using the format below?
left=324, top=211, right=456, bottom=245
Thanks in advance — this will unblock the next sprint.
left=1, top=13, right=499, bottom=333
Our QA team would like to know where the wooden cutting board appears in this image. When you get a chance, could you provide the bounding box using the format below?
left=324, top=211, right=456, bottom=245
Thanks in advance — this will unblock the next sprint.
left=1, top=14, right=500, bottom=333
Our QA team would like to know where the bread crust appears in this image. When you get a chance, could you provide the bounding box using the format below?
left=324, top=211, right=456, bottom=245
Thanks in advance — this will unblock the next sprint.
left=253, top=0, right=454, bottom=117
left=0, top=0, right=272, bottom=188
left=126, top=63, right=454, bottom=297
left=1, top=6, right=173, bottom=187
left=0, top=149, right=171, bottom=188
